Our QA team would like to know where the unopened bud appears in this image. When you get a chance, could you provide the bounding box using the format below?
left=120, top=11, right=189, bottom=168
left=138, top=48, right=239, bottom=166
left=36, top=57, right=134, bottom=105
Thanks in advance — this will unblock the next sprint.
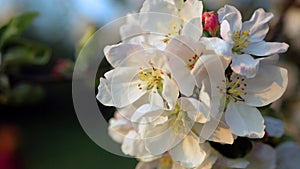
left=202, top=11, right=219, bottom=36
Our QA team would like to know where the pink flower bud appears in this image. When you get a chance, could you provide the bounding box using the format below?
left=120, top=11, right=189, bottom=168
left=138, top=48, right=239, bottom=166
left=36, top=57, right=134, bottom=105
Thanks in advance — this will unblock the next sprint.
left=202, top=11, right=219, bottom=36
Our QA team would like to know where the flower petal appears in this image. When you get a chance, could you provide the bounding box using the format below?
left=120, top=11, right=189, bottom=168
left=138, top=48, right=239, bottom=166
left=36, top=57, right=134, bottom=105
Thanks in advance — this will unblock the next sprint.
left=104, top=43, right=143, bottom=68
left=195, top=153, right=218, bottom=169
left=201, top=37, right=232, bottom=57
left=242, top=8, right=273, bottom=42
left=180, top=0, right=203, bottom=21
left=264, top=116, right=284, bottom=138
left=96, top=77, right=114, bottom=106
left=131, top=104, right=165, bottom=125
left=218, top=5, right=242, bottom=31
left=162, top=76, right=180, bottom=109
left=144, top=122, right=182, bottom=156
left=225, top=102, right=265, bottom=138
left=121, top=130, right=154, bottom=159
left=220, top=20, right=234, bottom=43
left=245, top=142, right=276, bottom=169
left=246, top=41, right=289, bottom=56
left=108, top=114, right=131, bottom=144
left=181, top=17, right=202, bottom=41
left=276, top=142, right=300, bottom=169
left=194, top=121, right=234, bottom=144
left=214, top=156, right=249, bottom=168
left=231, top=54, right=259, bottom=78
left=141, top=0, right=178, bottom=14
left=109, top=67, right=147, bottom=108
left=244, top=65, right=288, bottom=107
left=149, top=89, right=164, bottom=108
left=170, top=135, right=207, bottom=168
left=178, top=97, right=208, bottom=123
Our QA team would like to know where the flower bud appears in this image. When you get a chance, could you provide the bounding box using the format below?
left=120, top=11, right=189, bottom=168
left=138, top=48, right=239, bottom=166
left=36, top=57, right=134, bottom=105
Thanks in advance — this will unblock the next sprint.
left=202, top=11, right=219, bottom=36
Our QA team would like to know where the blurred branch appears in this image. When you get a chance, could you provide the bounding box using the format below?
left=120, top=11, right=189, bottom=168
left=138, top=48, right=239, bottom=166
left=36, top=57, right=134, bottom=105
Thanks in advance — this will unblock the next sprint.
left=266, top=0, right=296, bottom=41
left=11, top=74, right=72, bottom=84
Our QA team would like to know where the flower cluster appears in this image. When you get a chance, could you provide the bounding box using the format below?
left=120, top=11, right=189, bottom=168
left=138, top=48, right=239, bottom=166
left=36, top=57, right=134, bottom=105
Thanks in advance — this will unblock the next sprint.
left=97, top=0, right=290, bottom=168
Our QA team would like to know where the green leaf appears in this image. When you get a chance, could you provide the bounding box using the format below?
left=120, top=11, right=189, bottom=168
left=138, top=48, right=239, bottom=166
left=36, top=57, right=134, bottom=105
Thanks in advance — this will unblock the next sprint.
left=3, top=43, right=50, bottom=68
left=0, top=12, right=38, bottom=49
left=8, top=83, right=44, bottom=105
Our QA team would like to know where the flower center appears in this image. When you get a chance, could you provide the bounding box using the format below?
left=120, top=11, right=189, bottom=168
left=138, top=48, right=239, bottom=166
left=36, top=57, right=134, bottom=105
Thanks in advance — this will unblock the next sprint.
left=224, top=75, right=248, bottom=102
left=232, top=29, right=251, bottom=55
left=170, top=104, right=192, bottom=136
left=163, top=21, right=182, bottom=44
left=137, top=65, right=164, bottom=93
left=187, top=54, right=199, bottom=70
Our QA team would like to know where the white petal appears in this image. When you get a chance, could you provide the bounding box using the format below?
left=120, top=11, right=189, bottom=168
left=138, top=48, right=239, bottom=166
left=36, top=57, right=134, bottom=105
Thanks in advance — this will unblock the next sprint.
left=244, top=65, right=288, bottom=107
left=104, top=43, right=144, bottom=68
left=149, top=89, right=164, bottom=108
left=220, top=20, right=234, bottom=43
left=181, top=17, right=202, bottom=41
left=96, top=78, right=114, bottom=106
left=195, top=153, right=218, bottom=169
left=246, top=41, right=289, bottom=56
left=214, top=156, right=249, bottom=168
left=201, top=37, right=233, bottom=57
left=276, top=142, right=300, bottom=169
left=131, top=104, right=165, bottom=125
left=178, top=97, right=208, bottom=123
left=264, top=116, right=284, bottom=138
left=170, top=135, right=207, bottom=168
left=108, top=115, right=131, bottom=143
left=257, top=54, right=279, bottom=65
left=225, top=102, right=265, bottom=138
left=166, top=35, right=198, bottom=62
left=109, top=67, right=147, bottom=108
left=208, top=121, right=234, bottom=144
left=144, top=122, right=182, bottom=156
left=165, top=36, right=197, bottom=96
left=231, top=54, right=259, bottom=78
left=122, top=130, right=154, bottom=159
left=141, top=0, right=177, bottom=14
left=120, top=24, right=146, bottom=44
left=194, top=121, right=234, bottom=144
left=139, top=5, right=181, bottom=35
left=180, top=0, right=203, bottom=21
left=246, top=142, right=276, bottom=169
left=135, top=160, right=160, bottom=169
left=242, top=8, right=273, bottom=42
left=192, top=54, right=229, bottom=88
left=218, top=5, right=242, bottom=31
left=162, top=76, right=179, bottom=109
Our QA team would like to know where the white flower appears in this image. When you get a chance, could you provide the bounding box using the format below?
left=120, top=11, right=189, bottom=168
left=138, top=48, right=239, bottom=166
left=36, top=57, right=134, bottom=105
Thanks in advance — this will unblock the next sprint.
left=276, top=141, right=300, bottom=169
left=213, top=156, right=249, bottom=169
left=200, top=58, right=288, bottom=138
left=245, top=142, right=276, bottom=169
left=121, top=0, right=203, bottom=49
left=164, top=35, right=225, bottom=96
left=97, top=44, right=179, bottom=109
left=264, top=116, right=284, bottom=138
left=203, top=5, right=289, bottom=78
left=131, top=97, right=210, bottom=168
left=108, top=111, right=159, bottom=161
left=136, top=152, right=218, bottom=169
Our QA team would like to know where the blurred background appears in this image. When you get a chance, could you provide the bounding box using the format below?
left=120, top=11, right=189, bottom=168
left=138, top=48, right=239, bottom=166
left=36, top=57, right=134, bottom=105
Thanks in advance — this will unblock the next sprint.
left=0, top=0, right=299, bottom=168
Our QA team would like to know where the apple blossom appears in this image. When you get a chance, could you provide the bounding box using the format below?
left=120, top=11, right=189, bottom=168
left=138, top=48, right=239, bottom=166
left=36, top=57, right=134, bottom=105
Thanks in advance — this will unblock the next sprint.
left=203, top=5, right=289, bottom=78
